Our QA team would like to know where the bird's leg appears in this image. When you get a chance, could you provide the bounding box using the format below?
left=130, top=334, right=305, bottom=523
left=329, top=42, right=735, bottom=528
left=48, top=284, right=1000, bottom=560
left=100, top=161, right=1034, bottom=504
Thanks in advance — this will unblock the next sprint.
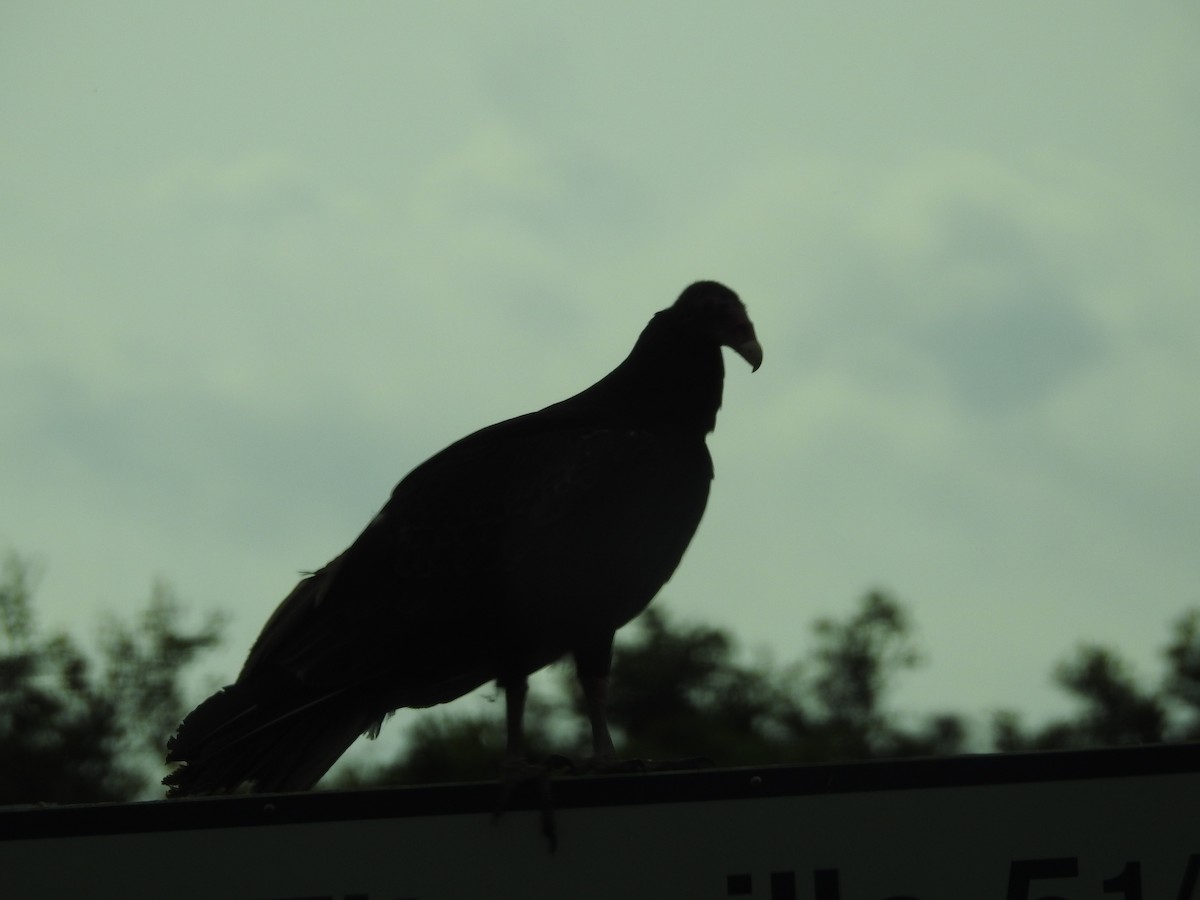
left=494, top=673, right=557, bottom=851
left=572, top=670, right=643, bottom=773
left=578, top=672, right=617, bottom=763
left=572, top=637, right=708, bottom=774
left=502, top=674, right=529, bottom=766
left=568, top=634, right=647, bottom=773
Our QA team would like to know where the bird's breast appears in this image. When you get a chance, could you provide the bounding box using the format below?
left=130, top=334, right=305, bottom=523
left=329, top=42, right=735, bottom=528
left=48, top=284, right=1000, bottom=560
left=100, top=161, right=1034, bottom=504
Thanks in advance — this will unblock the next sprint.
left=499, top=428, right=712, bottom=639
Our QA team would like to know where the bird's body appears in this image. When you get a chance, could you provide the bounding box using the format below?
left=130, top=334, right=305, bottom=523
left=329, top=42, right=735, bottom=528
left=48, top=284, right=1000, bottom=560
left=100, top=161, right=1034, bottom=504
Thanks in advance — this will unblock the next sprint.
left=164, top=281, right=761, bottom=796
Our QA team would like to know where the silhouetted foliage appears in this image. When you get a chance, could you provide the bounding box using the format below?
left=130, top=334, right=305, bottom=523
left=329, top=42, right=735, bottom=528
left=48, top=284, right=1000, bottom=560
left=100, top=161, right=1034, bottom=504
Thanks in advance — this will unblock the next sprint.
left=3, top=547, right=1199, bottom=800
left=335, top=592, right=966, bottom=788
left=991, top=608, right=1200, bottom=751
left=593, top=591, right=965, bottom=766
left=1165, top=610, right=1200, bottom=728
left=0, top=552, right=223, bottom=805
left=341, top=593, right=1200, bottom=788
left=806, top=591, right=928, bottom=758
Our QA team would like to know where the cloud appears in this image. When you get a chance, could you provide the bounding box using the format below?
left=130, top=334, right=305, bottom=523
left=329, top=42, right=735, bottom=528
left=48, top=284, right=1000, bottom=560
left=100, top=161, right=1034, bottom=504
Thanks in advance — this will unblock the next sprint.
left=2, top=1, right=1198, bottom=732
left=910, top=199, right=1106, bottom=413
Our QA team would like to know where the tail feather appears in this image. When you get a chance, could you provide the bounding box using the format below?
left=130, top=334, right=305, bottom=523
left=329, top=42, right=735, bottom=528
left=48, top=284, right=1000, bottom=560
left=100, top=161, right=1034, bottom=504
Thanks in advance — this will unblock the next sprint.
left=164, top=679, right=376, bottom=796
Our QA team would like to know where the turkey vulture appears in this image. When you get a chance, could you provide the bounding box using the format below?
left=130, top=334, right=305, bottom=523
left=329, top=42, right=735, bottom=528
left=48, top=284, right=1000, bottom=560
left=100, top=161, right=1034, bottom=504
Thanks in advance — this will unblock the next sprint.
left=164, top=280, right=761, bottom=796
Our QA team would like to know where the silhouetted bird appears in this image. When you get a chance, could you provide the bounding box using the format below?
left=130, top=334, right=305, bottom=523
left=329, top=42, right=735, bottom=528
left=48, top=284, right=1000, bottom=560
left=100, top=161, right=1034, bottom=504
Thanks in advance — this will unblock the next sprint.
left=164, top=281, right=762, bottom=796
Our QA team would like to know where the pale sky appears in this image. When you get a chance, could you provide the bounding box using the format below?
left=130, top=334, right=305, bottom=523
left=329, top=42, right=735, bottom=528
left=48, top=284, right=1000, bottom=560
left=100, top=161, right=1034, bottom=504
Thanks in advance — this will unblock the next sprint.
left=3, top=2, right=1198, bottom=762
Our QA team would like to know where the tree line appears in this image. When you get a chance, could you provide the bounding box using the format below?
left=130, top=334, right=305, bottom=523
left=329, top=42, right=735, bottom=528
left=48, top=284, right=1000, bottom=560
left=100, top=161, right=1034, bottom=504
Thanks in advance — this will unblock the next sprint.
left=1, top=550, right=1197, bottom=805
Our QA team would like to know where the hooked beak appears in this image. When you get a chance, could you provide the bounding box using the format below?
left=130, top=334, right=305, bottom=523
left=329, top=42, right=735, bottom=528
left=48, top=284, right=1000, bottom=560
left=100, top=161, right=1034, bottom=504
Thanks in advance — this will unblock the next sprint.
left=733, top=337, right=763, bottom=372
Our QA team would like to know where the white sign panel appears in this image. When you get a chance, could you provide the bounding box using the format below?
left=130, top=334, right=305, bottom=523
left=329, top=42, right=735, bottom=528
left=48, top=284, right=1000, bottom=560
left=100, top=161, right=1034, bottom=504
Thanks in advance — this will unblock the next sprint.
left=2, top=744, right=1197, bottom=899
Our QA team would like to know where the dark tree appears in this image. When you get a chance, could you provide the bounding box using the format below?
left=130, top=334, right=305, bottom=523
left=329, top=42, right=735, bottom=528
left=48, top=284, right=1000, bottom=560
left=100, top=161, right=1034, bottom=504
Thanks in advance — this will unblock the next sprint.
left=805, top=591, right=925, bottom=758
left=993, top=609, right=1200, bottom=750
left=1164, top=610, right=1200, bottom=738
left=0, top=552, right=222, bottom=804
left=338, top=591, right=1200, bottom=789
left=4, top=543, right=1197, bottom=800
left=331, top=591, right=970, bottom=788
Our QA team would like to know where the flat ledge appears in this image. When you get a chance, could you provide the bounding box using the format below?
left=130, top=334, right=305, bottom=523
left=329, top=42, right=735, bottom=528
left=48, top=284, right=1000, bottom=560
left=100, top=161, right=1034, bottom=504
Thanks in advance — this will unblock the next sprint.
left=3, top=741, right=1198, bottom=841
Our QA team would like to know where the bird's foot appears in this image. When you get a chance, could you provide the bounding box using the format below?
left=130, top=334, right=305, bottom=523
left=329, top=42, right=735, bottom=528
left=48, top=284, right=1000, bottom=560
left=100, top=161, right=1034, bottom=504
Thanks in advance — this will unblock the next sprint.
left=493, top=759, right=557, bottom=852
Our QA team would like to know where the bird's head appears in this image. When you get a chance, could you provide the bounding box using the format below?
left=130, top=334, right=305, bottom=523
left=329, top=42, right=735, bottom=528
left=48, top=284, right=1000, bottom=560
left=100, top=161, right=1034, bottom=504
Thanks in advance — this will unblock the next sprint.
left=671, top=281, right=763, bottom=372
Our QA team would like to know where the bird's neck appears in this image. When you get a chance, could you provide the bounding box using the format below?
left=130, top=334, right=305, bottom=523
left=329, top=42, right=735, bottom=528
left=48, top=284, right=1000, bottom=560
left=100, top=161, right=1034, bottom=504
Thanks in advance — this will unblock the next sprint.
left=554, top=314, right=726, bottom=435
